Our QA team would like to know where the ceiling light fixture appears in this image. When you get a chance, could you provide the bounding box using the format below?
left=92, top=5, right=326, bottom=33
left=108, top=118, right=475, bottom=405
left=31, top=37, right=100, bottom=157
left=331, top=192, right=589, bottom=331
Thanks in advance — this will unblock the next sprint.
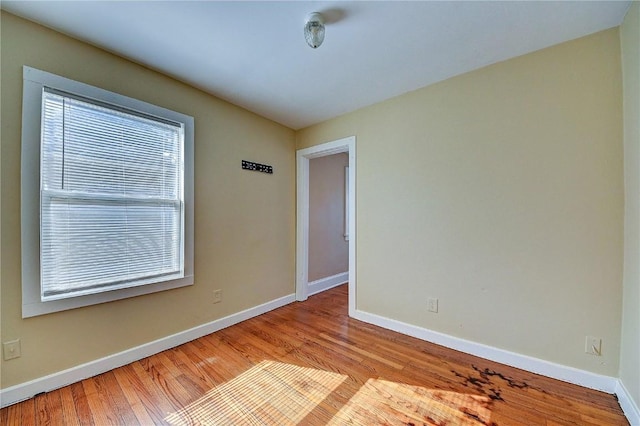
left=304, top=12, right=325, bottom=49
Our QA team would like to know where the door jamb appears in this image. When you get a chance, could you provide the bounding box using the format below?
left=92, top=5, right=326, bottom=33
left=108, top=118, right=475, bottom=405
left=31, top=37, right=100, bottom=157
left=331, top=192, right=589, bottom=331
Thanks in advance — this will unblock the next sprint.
left=296, top=136, right=356, bottom=317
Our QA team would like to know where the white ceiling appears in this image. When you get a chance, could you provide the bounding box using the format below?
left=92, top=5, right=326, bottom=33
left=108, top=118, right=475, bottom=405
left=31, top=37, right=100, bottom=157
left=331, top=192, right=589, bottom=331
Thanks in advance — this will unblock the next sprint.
left=2, top=1, right=632, bottom=130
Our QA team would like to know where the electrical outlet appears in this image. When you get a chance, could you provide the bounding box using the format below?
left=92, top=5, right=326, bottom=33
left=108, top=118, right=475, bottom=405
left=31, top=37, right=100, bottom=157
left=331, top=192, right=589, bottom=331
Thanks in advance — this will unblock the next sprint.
left=427, top=298, right=439, bottom=313
left=3, top=339, right=21, bottom=361
left=213, top=289, right=222, bottom=304
left=585, top=336, right=602, bottom=356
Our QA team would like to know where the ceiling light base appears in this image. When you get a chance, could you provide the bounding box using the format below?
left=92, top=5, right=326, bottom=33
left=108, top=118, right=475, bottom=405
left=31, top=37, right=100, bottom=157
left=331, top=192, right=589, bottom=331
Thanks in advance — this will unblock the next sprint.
left=304, top=12, right=325, bottom=49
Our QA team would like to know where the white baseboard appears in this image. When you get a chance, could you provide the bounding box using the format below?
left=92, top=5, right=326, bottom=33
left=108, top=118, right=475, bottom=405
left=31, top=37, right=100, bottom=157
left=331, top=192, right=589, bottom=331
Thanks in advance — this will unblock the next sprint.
left=354, top=308, right=640, bottom=424
left=352, top=309, right=618, bottom=393
left=617, top=379, right=640, bottom=426
left=0, top=293, right=296, bottom=408
left=3, top=294, right=636, bottom=425
left=308, top=271, right=348, bottom=296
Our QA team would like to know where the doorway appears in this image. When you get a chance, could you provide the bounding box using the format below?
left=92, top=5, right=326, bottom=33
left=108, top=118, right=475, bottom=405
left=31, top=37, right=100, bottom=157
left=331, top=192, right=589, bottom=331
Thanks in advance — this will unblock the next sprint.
left=296, top=136, right=356, bottom=317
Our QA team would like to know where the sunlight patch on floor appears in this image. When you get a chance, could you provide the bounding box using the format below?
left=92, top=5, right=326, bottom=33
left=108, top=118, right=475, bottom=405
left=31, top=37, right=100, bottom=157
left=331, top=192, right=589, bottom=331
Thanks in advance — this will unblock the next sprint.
left=165, top=360, right=347, bottom=425
left=165, top=361, right=492, bottom=425
left=328, top=378, right=492, bottom=425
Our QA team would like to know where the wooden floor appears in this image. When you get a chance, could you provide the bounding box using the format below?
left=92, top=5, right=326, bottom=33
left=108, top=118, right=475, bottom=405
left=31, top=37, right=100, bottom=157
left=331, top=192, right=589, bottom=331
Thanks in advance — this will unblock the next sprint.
left=1, top=285, right=629, bottom=425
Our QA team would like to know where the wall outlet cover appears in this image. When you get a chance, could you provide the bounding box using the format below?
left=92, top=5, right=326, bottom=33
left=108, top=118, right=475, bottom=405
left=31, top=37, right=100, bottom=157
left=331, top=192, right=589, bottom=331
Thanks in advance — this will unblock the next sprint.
left=3, top=339, right=21, bottom=360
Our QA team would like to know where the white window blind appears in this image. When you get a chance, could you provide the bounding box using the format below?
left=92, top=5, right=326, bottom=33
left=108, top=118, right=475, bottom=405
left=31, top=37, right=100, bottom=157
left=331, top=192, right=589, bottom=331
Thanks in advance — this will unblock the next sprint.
left=40, top=89, right=185, bottom=301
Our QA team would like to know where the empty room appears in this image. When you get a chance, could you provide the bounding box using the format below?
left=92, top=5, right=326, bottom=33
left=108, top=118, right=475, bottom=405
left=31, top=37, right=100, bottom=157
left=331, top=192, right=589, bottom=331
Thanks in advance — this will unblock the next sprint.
left=1, top=1, right=639, bottom=425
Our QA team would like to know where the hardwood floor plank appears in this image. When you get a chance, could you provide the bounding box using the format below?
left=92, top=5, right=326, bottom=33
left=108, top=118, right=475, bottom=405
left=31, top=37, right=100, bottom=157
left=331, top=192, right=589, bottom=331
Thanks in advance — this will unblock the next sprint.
left=101, top=370, right=142, bottom=425
left=116, top=362, right=175, bottom=424
left=45, top=388, right=66, bottom=424
left=58, top=385, right=81, bottom=426
left=268, top=313, right=367, bottom=365
left=0, top=284, right=629, bottom=425
left=165, top=346, right=217, bottom=392
left=1, top=400, right=20, bottom=425
left=318, top=332, right=405, bottom=370
left=67, top=382, right=94, bottom=426
left=112, top=366, right=157, bottom=425
left=19, top=395, right=36, bottom=426
left=81, top=374, right=122, bottom=425
left=138, top=357, right=194, bottom=411
left=34, top=392, right=51, bottom=425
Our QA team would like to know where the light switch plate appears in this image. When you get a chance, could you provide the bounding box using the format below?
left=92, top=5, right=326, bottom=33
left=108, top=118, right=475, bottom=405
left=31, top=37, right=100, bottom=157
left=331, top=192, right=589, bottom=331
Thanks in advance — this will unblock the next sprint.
left=585, top=336, right=602, bottom=356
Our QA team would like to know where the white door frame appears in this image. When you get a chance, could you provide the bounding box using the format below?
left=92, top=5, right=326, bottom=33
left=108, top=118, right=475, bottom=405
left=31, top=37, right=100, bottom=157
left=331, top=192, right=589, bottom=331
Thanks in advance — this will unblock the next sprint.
left=296, top=136, right=356, bottom=317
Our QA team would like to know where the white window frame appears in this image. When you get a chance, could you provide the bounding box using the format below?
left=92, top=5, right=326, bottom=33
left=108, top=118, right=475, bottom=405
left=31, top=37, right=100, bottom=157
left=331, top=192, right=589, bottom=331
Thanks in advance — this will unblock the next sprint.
left=21, top=66, right=195, bottom=318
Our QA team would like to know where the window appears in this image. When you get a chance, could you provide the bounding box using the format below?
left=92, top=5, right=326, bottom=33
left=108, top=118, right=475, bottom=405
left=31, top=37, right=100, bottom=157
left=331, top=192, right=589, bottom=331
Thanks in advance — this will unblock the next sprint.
left=21, top=66, right=194, bottom=317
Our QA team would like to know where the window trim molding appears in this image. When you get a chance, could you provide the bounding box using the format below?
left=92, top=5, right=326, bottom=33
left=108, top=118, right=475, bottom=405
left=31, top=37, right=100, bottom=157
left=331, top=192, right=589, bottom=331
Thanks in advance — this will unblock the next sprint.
left=21, top=66, right=195, bottom=318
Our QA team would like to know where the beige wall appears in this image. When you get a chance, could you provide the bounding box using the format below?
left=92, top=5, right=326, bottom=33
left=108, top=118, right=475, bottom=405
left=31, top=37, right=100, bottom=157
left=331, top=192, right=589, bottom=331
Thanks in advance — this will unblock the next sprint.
left=309, top=153, right=349, bottom=282
left=620, top=1, right=640, bottom=408
left=0, top=12, right=295, bottom=388
left=1, top=7, right=632, bottom=396
left=297, top=29, right=624, bottom=376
